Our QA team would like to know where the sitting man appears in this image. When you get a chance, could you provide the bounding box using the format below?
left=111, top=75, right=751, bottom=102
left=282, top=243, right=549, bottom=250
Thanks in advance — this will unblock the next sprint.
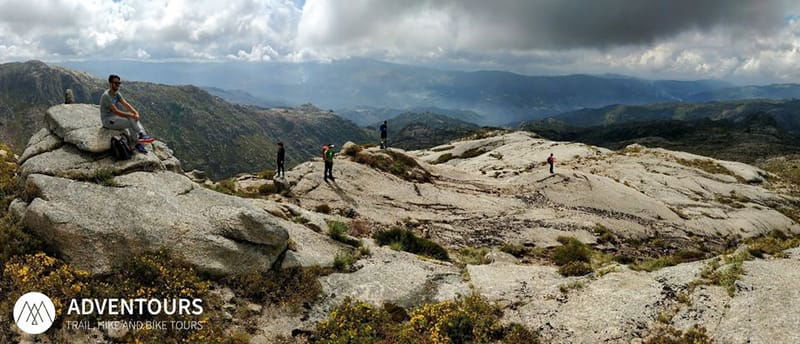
left=100, top=74, right=154, bottom=153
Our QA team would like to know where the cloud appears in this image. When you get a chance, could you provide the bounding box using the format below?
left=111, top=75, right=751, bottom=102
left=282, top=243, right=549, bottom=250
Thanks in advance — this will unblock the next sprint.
left=0, top=0, right=799, bottom=83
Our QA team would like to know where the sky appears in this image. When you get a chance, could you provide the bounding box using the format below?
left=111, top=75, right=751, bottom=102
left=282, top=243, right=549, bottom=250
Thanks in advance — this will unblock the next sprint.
left=1, top=0, right=799, bottom=84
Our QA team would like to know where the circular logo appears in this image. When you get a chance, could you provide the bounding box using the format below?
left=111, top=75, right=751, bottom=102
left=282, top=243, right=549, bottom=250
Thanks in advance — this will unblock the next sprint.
left=13, top=292, right=56, bottom=334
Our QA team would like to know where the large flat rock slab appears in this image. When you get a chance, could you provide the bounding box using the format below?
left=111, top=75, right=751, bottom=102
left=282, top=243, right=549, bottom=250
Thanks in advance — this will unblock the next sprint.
left=46, top=104, right=121, bottom=153
left=18, top=171, right=289, bottom=276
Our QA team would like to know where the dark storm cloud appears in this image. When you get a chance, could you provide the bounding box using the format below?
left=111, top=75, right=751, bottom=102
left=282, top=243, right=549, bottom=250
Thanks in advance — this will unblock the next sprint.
left=300, top=0, right=791, bottom=49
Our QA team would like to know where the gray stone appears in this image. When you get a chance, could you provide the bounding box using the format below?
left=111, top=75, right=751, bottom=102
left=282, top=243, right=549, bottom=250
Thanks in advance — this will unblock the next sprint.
left=45, top=104, right=122, bottom=153
left=9, top=199, right=27, bottom=221
left=18, top=128, right=64, bottom=165
left=21, top=172, right=289, bottom=276
left=20, top=145, right=167, bottom=179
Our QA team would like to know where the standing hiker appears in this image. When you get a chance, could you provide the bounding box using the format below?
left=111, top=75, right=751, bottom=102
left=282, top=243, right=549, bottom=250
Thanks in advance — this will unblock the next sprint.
left=276, top=142, right=285, bottom=178
left=323, top=144, right=335, bottom=182
left=99, top=74, right=155, bottom=154
left=379, top=120, right=388, bottom=149
left=547, top=153, right=556, bottom=174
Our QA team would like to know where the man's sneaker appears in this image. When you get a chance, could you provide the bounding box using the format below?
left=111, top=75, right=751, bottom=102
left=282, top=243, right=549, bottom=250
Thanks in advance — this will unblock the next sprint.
left=135, top=143, right=148, bottom=154
left=137, top=133, right=155, bottom=144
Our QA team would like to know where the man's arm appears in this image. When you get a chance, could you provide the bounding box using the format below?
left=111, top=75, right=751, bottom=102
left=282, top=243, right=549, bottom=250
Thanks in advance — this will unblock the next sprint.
left=118, top=98, right=139, bottom=119
left=108, top=103, right=136, bottom=119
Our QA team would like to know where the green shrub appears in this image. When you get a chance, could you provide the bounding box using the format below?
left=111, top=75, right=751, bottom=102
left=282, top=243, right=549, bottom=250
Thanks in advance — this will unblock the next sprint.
left=313, top=294, right=537, bottom=344
left=315, top=204, right=332, bottom=214
left=746, top=230, right=800, bottom=258
left=552, top=237, right=592, bottom=266
left=460, top=147, right=488, bottom=159
left=327, top=221, right=361, bottom=247
left=373, top=228, right=450, bottom=261
left=333, top=250, right=360, bottom=272
left=558, top=261, right=593, bottom=276
left=315, top=298, right=395, bottom=344
left=434, top=152, right=454, bottom=164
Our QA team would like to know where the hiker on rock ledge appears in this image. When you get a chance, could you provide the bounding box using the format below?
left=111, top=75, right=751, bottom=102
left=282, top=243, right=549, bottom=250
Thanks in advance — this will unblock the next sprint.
left=323, top=143, right=336, bottom=182
left=547, top=153, right=556, bottom=174
left=276, top=142, right=286, bottom=178
left=99, top=74, right=154, bottom=154
left=379, top=120, right=388, bottom=149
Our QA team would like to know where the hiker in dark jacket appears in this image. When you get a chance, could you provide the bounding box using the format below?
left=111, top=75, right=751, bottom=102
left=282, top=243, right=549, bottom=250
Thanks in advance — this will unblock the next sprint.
left=323, top=144, right=335, bottom=182
left=379, top=120, right=388, bottom=149
left=276, top=142, right=285, bottom=178
left=547, top=153, right=556, bottom=174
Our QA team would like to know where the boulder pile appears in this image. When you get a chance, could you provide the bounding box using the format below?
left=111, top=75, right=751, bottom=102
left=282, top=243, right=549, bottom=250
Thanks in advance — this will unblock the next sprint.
left=10, top=104, right=289, bottom=276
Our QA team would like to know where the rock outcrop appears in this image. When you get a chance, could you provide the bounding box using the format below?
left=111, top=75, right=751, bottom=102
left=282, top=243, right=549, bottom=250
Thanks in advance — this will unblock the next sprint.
left=11, top=104, right=290, bottom=276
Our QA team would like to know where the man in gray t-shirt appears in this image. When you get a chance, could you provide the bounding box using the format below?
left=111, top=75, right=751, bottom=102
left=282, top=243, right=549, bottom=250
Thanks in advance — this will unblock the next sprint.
left=100, top=74, right=154, bottom=153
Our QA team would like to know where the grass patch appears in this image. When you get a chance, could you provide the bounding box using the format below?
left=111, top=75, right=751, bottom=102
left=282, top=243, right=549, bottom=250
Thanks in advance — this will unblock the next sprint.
left=631, top=249, right=707, bottom=272
left=499, top=243, right=529, bottom=258
left=458, top=247, right=490, bottom=265
left=342, top=143, right=364, bottom=157
left=644, top=325, right=712, bottom=344
left=559, top=280, right=586, bottom=294
left=333, top=250, right=361, bottom=272
left=697, top=250, right=750, bottom=297
left=745, top=230, right=800, bottom=258
left=677, top=158, right=741, bottom=181
left=592, top=223, right=617, bottom=244
left=327, top=221, right=361, bottom=247
left=373, top=228, right=450, bottom=261
left=78, top=168, right=118, bottom=187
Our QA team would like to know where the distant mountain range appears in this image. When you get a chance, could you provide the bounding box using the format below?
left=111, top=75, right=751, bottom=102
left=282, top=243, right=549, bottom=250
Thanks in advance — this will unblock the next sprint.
left=369, top=112, right=480, bottom=150
left=59, top=59, right=756, bottom=125
left=521, top=100, right=800, bottom=163
left=525, top=99, right=800, bottom=134
left=0, top=61, right=372, bottom=179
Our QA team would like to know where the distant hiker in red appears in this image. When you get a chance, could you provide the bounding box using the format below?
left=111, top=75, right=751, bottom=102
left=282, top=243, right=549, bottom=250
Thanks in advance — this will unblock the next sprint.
left=322, top=144, right=335, bottom=182
left=276, top=142, right=285, bottom=178
left=547, top=153, right=556, bottom=174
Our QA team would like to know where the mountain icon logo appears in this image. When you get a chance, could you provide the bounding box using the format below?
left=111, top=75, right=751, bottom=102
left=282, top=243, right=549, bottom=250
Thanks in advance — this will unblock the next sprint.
left=13, top=292, right=56, bottom=334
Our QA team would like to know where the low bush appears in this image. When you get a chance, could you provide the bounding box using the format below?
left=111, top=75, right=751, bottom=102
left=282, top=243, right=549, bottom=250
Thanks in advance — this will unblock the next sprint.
left=315, top=203, right=332, bottom=214
left=327, top=221, right=361, bottom=247
left=373, top=228, right=450, bottom=261
left=434, top=153, right=454, bottom=164
left=558, top=261, right=593, bottom=277
left=226, top=266, right=323, bottom=312
left=552, top=237, right=592, bottom=266
left=333, top=250, right=360, bottom=273
left=313, top=293, right=538, bottom=344
left=644, top=325, right=712, bottom=344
